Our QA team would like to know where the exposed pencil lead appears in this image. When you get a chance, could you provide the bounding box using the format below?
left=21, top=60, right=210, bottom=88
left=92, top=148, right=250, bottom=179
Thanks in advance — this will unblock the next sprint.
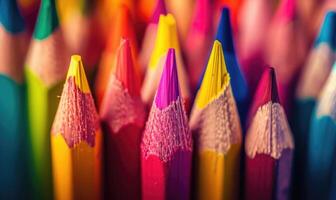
left=155, top=48, right=180, bottom=109
left=34, top=0, right=59, bottom=40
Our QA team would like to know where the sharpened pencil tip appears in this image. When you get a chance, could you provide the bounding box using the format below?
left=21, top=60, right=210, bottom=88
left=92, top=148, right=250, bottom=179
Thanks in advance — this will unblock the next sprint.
left=196, top=40, right=230, bottom=109
left=216, top=7, right=234, bottom=52
left=155, top=48, right=180, bottom=109
left=149, top=14, right=179, bottom=69
left=315, top=11, right=336, bottom=50
left=257, top=66, right=280, bottom=105
left=34, top=0, right=59, bottom=40
left=67, top=55, right=90, bottom=93
left=0, top=0, right=25, bottom=33
left=115, top=38, right=139, bottom=97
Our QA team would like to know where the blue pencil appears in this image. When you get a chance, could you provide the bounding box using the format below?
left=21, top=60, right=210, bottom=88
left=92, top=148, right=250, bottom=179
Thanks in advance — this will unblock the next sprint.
left=0, top=0, right=28, bottom=199
left=292, top=11, right=336, bottom=199
left=216, top=7, right=249, bottom=126
left=305, top=62, right=336, bottom=200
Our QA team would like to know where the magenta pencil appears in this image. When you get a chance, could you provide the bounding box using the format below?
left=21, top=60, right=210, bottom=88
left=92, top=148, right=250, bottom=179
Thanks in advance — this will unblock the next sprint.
left=141, top=48, right=192, bottom=200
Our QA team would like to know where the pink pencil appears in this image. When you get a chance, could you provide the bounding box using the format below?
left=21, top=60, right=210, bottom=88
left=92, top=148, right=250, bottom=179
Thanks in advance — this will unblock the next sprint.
left=185, top=0, right=214, bottom=91
left=141, top=48, right=192, bottom=200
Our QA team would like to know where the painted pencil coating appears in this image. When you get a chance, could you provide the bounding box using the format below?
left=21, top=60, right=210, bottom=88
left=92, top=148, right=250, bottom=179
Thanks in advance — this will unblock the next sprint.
left=100, top=39, right=145, bottom=200
left=141, top=14, right=190, bottom=108
left=0, top=0, right=28, bottom=198
left=216, top=7, right=249, bottom=125
left=51, top=55, right=102, bottom=200
left=305, top=63, right=336, bottom=200
left=25, top=0, right=69, bottom=198
left=190, top=41, right=242, bottom=200
left=141, top=49, right=192, bottom=200
left=245, top=67, right=294, bottom=200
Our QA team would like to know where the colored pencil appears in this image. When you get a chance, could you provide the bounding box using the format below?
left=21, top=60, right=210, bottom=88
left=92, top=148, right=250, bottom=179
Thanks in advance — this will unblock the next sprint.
left=185, top=0, right=213, bottom=91
left=265, top=0, right=307, bottom=115
left=305, top=62, right=336, bottom=200
left=25, top=0, right=69, bottom=198
left=292, top=11, right=336, bottom=198
left=238, top=0, right=271, bottom=94
left=139, top=0, right=166, bottom=73
left=165, top=0, right=193, bottom=41
left=51, top=55, right=102, bottom=200
left=95, top=4, right=140, bottom=107
left=190, top=40, right=242, bottom=200
left=141, top=48, right=192, bottom=200
left=141, top=14, right=190, bottom=109
left=57, top=0, right=103, bottom=78
left=294, top=11, right=336, bottom=134
left=0, top=0, right=28, bottom=198
left=100, top=39, right=146, bottom=200
left=244, top=67, right=294, bottom=200
left=216, top=7, right=249, bottom=126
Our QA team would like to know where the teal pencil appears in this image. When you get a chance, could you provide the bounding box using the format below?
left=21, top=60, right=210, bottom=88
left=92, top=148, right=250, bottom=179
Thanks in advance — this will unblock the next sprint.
left=305, top=62, right=336, bottom=200
left=0, top=0, right=28, bottom=199
left=292, top=11, right=336, bottom=199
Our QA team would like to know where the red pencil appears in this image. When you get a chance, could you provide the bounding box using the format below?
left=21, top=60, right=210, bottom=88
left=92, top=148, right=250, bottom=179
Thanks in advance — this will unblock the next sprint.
left=95, top=4, right=140, bottom=107
left=141, top=48, right=192, bottom=200
left=100, top=39, right=145, bottom=200
left=244, top=67, right=294, bottom=200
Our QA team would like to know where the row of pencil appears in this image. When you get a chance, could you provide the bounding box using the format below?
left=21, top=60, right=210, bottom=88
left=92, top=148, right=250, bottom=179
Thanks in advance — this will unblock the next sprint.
left=0, top=0, right=336, bottom=200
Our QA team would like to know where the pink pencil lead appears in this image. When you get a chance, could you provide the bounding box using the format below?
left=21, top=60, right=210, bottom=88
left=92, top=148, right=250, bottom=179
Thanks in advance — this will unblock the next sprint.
left=155, top=48, right=180, bottom=109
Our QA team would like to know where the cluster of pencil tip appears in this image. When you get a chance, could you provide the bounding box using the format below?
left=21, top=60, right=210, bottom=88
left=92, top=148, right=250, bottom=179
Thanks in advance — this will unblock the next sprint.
left=0, top=0, right=336, bottom=200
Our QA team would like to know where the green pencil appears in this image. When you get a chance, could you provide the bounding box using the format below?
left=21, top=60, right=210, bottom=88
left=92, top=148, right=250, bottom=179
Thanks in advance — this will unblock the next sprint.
left=25, top=0, right=69, bottom=199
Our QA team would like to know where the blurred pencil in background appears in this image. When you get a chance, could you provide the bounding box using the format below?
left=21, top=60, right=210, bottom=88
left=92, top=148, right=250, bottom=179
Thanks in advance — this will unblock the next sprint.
left=51, top=55, right=102, bottom=200
left=292, top=11, right=336, bottom=199
left=0, top=0, right=28, bottom=198
left=265, top=0, right=307, bottom=115
left=100, top=39, right=145, bottom=200
left=305, top=62, right=336, bottom=200
left=95, top=4, right=140, bottom=107
left=141, top=14, right=190, bottom=109
left=238, top=0, right=272, bottom=95
left=185, top=0, right=213, bottom=91
left=216, top=7, right=249, bottom=126
left=57, top=0, right=103, bottom=80
left=190, top=40, right=242, bottom=200
left=25, top=0, right=69, bottom=198
left=244, top=67, right=294, bottom=200
left=139, top=0, right=166, bottom=73
left=141, top=49, right=192, bottom=200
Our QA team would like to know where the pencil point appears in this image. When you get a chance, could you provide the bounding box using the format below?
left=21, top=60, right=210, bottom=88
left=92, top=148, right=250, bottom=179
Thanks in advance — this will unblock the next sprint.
left=34, top=0, right=59, bottom=40
left=115, top=39, right=139, bottom=97
left=256, top=67, right=280, bottom=105
left=149, top=14, right=179, bottom=69
left=0, top=0, right=25, bottom=33
left=196, top=40, right=229, bottom=109
left=151, top=0, right=167, bottom=23
left=315, top=11, right=336, bottom=50
left=155, top=48, right=180, bottom=109
left=216, top=7, right=234, bottom=53
left=67, top=55, right=90, bottom=93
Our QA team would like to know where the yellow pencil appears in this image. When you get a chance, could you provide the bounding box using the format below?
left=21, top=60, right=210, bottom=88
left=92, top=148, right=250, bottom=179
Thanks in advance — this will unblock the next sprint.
left=190, top=40, right=242, bottom=200
left=51, top=55, right=102, bottom=200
